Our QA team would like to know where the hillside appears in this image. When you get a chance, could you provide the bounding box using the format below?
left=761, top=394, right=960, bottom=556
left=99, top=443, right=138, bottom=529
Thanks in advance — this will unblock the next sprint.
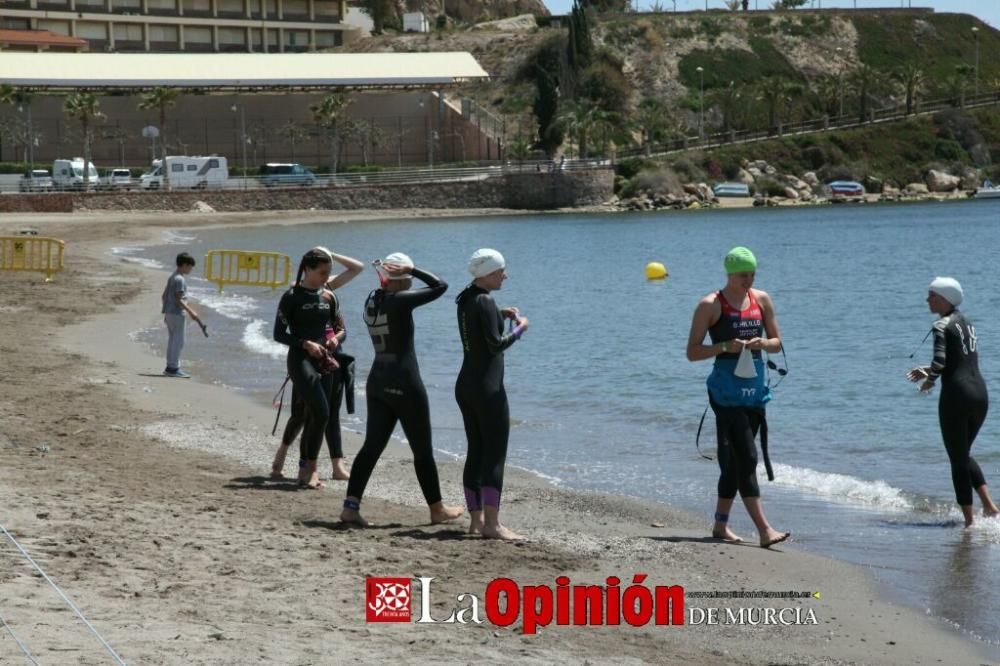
left=341, top=8, right=1000, bottom=193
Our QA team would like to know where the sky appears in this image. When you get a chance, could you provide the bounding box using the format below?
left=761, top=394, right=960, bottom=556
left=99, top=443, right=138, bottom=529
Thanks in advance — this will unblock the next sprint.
left=539, top=0, right=998, bottom=27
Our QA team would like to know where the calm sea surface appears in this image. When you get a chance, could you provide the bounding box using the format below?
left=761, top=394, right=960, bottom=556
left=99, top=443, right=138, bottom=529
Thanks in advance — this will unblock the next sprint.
left=122, top=200, right=1000, bottom=651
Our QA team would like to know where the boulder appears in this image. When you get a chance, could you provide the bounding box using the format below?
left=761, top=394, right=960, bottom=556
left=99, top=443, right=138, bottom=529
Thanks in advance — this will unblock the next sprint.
left=682, top=182, right=702, bottom=199
left=736, top=168, right=755, bottom=186
left=882, top=183, right=900, bottom=196
left=783, top=187, right=800, bottom=200
left=764, top=164, right=777, bottom=175
left=802, top=171, right=820, bottom=187
left=925, top=169, right=960, bottom=193
left=784, top=175, right=810, bottom=191
left=472, top=14, right=537, bottom=31
left=697, top=183, right=716, bottom=202
left=905, top=183, right=930, bottom=196
left=958, top=167, right=980, bottom=191
left=747, top=166, right=763, bottom=179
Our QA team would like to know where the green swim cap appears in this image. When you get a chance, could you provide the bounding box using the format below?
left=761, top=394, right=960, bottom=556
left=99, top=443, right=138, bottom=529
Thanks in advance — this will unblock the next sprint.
left=724, top=247, right=757, bottom=274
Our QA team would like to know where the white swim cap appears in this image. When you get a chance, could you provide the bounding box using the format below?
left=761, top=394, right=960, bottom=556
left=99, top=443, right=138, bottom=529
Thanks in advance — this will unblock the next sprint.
left=929, top=277, right=963, bottom=306
left=468, top=248, right=506, bottom=278
left=381, top=252, right=414, bottom=280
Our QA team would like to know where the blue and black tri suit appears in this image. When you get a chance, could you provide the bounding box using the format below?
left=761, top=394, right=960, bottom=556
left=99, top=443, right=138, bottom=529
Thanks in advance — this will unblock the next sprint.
left=706, top=290, right=772, bottom=499
left=927, top=309, right=990, bottom=506
left=274, top=285, right=343, bottom=462
left=346, top=268, right=447, bottom=505
left=455, top=284, right=520, bottom=511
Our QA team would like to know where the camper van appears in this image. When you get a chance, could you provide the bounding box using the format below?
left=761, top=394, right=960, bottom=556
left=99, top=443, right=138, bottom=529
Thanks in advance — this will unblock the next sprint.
left=140, top=156, right=229, bottom=190
left=52, top=158, right=100, bottom=190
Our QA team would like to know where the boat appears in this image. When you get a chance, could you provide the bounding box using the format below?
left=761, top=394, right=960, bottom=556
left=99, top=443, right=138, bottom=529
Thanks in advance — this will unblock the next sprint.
left=973, top=180, right=1000, bottom=199
left=712, top=182, right=751, bottom=198
left=828, top=180, right=865, bottom=198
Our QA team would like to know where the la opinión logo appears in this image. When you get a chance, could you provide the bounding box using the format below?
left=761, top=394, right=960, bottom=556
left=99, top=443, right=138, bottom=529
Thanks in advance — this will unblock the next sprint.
left=366, top=574, right=684, bottom=634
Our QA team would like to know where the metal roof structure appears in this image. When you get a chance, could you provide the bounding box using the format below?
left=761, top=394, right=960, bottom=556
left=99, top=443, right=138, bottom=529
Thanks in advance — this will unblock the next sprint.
left=0, top=52, right=490, bottom=92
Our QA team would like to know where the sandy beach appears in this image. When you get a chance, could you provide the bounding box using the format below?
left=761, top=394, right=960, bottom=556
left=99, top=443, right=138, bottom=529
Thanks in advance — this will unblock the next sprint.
left=0, top=210, right=996, bottom=665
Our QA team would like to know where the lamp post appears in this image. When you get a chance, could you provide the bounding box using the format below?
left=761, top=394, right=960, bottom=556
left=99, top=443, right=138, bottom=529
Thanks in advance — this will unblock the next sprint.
left=231, top=102, right=248, bottom=189
left=696, top=66, right=705, bottom=141
left=17, top=103, right=33, bottom=168
left=972, top=26, right=980, bottom=98
left=835, top=46, right=844, bottom=119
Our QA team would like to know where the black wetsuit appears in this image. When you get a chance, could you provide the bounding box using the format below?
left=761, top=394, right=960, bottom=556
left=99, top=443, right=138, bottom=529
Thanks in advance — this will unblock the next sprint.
left=273, top=286, right=341, bottom=462
left=346, top=269, right=447, bottom=505
left=706, top=290, right=767, bottom=499
left=281, top=293, right=347, bottom=461
left=455, top=285, right=520, bottom=511
left=928, top=310, right=989, bottom=506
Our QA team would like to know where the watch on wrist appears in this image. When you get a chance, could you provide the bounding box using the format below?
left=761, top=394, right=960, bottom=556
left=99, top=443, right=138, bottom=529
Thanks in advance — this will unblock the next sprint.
left=721, top=341, right=728, bottom=353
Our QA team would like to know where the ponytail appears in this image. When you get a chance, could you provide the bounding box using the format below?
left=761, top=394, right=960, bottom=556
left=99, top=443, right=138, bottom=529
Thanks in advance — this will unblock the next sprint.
left=295, top=249, right=332, bottom=287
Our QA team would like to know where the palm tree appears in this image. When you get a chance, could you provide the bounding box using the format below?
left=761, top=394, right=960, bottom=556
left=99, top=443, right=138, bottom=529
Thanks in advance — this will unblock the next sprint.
left=849, top=64, right=877, bottom=124
left=947, top=64, right=974, bottom=109
left=310, top=93, right=351, bottom=174
left=276, top=120, right=308, bottom=162
left=634, top=97, right=671, bottom=156
left=756, top=77, right=800, bottom=135
left=708, top=81, right=744, bottom=134
left=557, top=103, right=593, bottom=159
left=138, top=87, right=180, bottom=188
left=893, top=63, right=925, bottom=116
left=811, top=75, right=841, bottom=119
left=63, top=92, right=104, bottom=192
left=507, top=137, right=531, bottom=169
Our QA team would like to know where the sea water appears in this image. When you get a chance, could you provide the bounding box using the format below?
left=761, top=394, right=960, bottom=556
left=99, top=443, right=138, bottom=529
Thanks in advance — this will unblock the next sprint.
left=127, top=201, right=1000, bottom=649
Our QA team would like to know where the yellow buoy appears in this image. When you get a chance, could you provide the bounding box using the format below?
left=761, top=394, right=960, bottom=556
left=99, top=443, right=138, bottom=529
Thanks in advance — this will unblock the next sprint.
left=645, top=261, right=668, bottom=280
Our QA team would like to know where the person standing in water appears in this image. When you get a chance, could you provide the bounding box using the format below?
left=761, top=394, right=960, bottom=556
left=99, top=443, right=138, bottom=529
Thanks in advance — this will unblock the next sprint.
left=273, top=248, right=342, bottom=489
left=685, top=247, right=790, bottom=548
left=907, top=277, right=999, bottom=527
left=455, top=249, right=530, bottom=540
left=271, top=248, right=364, bottom=482
left=340, top=253, right=464, bottom=527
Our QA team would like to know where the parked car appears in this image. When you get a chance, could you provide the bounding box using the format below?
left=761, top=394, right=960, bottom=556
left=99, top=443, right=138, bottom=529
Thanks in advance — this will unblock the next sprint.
left=104, top=168, right=134, bottom=190
left=18, top=169, right=54, bottom=193
left=259, top=163, right=317, bottom=187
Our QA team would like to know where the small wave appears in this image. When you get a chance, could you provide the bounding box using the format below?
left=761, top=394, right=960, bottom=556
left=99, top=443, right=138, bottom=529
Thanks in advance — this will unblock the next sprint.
left=242, top=319, right=286, bottom=360
left=162, top=230, right=197, bottom=244
left=771, top=463, right=913, bottom=511
left=191, top=287, right=261, bottom=321
left=111, top=246, right=165, bottom=270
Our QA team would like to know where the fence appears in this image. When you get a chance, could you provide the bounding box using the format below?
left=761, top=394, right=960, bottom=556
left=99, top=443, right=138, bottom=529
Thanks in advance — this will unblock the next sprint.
left=0, top=235, right=65, bottom=281
left=204, top=249, right=291, bottom=293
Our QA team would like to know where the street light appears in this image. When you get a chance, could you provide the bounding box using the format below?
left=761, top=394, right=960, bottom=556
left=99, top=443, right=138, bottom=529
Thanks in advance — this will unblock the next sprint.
left=972, top=27, right=980, bottom=97
left=231, top=102, right=249, bottom=189
left=17, top=103, right=33, bottom=168
left=696, top=66, right=705, bottom=141
left=835, top=46, right=844, bottom=119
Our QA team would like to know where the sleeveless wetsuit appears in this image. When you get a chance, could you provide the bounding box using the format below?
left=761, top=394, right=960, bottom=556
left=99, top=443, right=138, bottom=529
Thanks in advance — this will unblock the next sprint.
left=455, top=285, right=520, bottom=512
left=346, top=268, right=447, bottom=505
left=274, top=286, right=341, bottom=462
left=928, top=309, right=989, bottom=506
left=281, top=301, right=347, bottom=461
left=706, top=290, right=770, bottom=499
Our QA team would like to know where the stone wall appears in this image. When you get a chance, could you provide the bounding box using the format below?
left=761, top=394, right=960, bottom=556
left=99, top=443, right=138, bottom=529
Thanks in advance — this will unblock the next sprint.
left=0, top=169, right=613, bottom=214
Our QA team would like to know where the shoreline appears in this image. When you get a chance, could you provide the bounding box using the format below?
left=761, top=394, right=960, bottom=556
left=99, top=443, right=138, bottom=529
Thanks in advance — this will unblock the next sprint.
left=1, top=210, right=996, bottom=665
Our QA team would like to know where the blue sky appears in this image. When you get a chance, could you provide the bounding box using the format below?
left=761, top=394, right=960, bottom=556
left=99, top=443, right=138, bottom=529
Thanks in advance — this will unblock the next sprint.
left=540, top=0, right=998, bottom=27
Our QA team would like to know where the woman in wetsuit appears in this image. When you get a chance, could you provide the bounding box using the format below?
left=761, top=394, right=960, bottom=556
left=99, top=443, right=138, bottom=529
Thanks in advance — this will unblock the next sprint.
left=685, top=246, right=790, bottom=548
left=273, top=248, right=345, bottom=489
left=270, top=248, right=364, bottom=483
left=455, top=249, right=530, bottom=541
left=340, top=252, right=464, bottom=527
left=907, top=277, right=999, bottom=527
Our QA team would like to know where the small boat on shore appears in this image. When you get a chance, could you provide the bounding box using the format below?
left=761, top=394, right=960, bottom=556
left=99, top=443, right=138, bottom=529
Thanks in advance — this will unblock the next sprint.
left=712, top=182, right=751, bottom=198
left=829, top=180, right=865, bottom=202
left=973, top=180, right=1000, bottom=199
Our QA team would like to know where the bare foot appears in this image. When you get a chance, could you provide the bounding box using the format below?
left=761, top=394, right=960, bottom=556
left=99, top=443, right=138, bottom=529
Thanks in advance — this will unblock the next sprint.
left=269, top=469, right=285, bottom=480
left=760, top=529, right=790, bottom=549
left=468, top=515, right=485, bottom=536
left=482, top=524, right=525, bottom=541
left=983, top=506, right=1000, bottom=518
left=712, top=526, right=743, bottom=543
left=298, top=472, right=325, bottom=489
left=430, top=504, right=464, bottom=524
left=330, top=459, right=350, bottom=481
left=340, top=509, right=369, bottom=527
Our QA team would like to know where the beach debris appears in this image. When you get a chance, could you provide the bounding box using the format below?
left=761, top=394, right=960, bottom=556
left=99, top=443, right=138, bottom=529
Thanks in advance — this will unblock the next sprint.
left=650, top=522, right=665, bottom=528
left=143, top=386, right=154, bottom=393
left=34, top=443, right=50, bottom=454
left=191, top=201, right=216, bottom=213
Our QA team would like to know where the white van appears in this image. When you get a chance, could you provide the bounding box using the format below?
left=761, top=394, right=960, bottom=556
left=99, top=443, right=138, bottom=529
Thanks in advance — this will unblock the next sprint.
left=52, top=158, right=100, bottom=190
left=140, top=155, right=228, bottom=190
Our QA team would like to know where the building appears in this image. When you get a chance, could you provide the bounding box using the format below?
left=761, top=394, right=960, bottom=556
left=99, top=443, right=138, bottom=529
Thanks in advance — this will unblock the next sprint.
left=0, top=27, right=87, bottom=51
left=0, top=0, right=359, bottom=53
